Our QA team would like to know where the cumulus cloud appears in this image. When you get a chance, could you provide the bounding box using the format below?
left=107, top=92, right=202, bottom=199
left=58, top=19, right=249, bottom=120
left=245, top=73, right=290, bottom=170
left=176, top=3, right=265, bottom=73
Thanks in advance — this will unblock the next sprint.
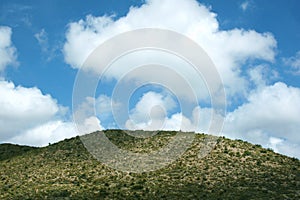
left=161, top=107, right=224, bottom=134
left=0, top=81, right=60, bottom=138
left=61, top=0, right=299, bottom=158
left=5, top=120, right=76, bottom=147
left=125, top=91, right=224, bottom=135
left=126, top=91, right=176, bottom=130
left=0, top=27, right=77, bottom=146
left=223, top=82, right=300, bottom=158
left=96, top=95, right=122, bottom=115
left=127, top=85, right=300, bottom=158
left=127, top=91, right=176, bottom=125
left=247, top=65, right=279, bottom=89
left=0, top=26, right=18, bottom=73
left=73, top=96, right=103, bottom=134
left=63, top=0, right=276, bottom=99
left=76, top=116, right=104, bottom=135
left=73, top=94, right=122, bottom=133
left=0, top=80, right=77, bottom=146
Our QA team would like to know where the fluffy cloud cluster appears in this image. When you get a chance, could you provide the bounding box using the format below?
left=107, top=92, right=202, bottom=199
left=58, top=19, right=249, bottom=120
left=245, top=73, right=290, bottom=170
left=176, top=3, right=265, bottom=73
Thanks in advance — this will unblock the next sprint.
left=63, top=0, right=276, bottom=99
left=125, top=91, right=224, bottom=135
left=0, top=80, right=77, bottom=146
left=0, top=25, right=79, bottom=146
left=73, top=96, right=104, bottom=134
left=124, top=86, right=300, bottom=158
left=223, top=82, right=300, bottom=158
left=127, top=92, right=176, bottom=126
left=2, top=0, right=299, bottom=160
left=62, top=0, right=300, bottom=158
left=7, top=120, right=76, bottom=147
left=0, top=26, right=18, bottom=72
left=73, top=94, right=124, bottom=133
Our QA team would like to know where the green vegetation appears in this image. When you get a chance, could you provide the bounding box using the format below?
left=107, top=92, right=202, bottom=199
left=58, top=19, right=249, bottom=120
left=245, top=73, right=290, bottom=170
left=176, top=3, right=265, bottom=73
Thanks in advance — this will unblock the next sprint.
left=0, top=143, right=37, bottom=161
left=0, top=130, right=299, bottom=199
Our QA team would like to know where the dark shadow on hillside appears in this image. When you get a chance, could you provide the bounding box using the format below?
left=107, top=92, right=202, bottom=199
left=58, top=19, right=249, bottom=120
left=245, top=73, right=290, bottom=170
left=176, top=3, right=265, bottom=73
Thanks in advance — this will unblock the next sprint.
left=0, top=143, right=38, bottom=161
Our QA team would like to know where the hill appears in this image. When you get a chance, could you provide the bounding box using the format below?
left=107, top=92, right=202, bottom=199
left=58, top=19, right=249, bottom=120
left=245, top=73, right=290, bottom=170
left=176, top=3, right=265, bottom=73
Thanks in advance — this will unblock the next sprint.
left=0, top=130, right=299, bottom=199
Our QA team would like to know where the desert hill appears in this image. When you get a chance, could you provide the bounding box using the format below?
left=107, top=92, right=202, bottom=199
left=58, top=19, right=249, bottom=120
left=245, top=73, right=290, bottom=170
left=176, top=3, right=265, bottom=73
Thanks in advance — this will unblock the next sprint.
left=0, top=130, right=299, bottom=199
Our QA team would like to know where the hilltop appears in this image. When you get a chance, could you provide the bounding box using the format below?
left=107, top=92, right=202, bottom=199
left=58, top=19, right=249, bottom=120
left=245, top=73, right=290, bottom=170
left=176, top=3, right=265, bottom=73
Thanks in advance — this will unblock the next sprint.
left=0, top=130, right=299, bottom=199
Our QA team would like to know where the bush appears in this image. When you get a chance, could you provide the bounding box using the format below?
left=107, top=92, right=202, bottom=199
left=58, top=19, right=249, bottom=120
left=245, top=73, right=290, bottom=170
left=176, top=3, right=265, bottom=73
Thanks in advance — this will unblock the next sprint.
left=132, top=184, right=143, bottom=190
left=243, top=151, right=251, bottom=156
left=260, top=149, right=267, bottom=153
left=255, top=144, right=262, bottom=148
left=256, top=160, right=261, bottom=166
left=50, top=189, right=71, bottom=197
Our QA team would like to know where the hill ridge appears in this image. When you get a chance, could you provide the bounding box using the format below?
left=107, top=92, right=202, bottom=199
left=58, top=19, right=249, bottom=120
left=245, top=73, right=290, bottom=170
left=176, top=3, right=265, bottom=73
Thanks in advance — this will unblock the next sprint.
left=1, top=130, right=299, bottom=199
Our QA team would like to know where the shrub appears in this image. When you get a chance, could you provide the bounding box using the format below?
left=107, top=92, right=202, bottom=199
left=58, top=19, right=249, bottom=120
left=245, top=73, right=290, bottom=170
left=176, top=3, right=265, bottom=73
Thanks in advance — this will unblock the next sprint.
left=256, top=160, right=261, bottom=166
left=243, top=151, right=251, bottom=156
left=132, top=184, right=143, bottom=190
left=50, top=189, right=71, bottom=197
left=255, top=144, right=262, bottom=148
left=260, top=149, right=267, bottom=153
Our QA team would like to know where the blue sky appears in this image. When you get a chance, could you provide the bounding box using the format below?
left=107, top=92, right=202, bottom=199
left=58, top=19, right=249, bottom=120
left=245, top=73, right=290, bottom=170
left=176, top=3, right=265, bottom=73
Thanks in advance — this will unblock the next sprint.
left=0, top=0, right=300, bottom=158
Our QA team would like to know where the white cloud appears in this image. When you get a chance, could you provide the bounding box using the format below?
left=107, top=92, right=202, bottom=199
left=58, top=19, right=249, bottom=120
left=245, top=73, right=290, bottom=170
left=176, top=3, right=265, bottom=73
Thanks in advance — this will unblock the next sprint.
left=76, top=116, right=104, bottom=135
left=63, top=0, right=276, bottom=99
left=128, top=91, right=176, bottom=125
left=248, top=65, right=268, bottom=88
left=61, top=0, right=300, bottom=158
left=63, top=15, right=114, bottom=68
left=0, top=27, right=77, bottom=146
left=96, top=95, right=122, bottom=114
left=5, top=120, right=76, bottom=147
left=34, top=29, right=48, bottom=53
left=247, top=65, right=279, bottom=89
left=0, top=80, right=77, bottom=146
left=240, top=1, right=250, bottom=11
left=34, top=28, right=59, bottom=61
left=160, top=108, right=220, bottom=133
left=268, top=137, right=284, bottom=153
left=0, top=26, right=96, bottom=146
left=125, top=91, right=224, bottom=135
left=73, top=96, right=102, bottom=134
left=73, top=94, right=121, bottom=132
left=283, top=51, right=300, bottom=75
left=125, top=91, right=178, bottom=130
left=0, top=81, right=59, bottom=138
left=0, top=26, right=18, bottom=73
left=223, top=82, right=300, bottom=158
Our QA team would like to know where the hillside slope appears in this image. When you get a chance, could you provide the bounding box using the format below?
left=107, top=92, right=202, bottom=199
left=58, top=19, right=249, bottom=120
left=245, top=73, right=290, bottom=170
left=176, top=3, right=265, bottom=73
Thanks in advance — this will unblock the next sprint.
left=0, top=130, right=299, bottom=199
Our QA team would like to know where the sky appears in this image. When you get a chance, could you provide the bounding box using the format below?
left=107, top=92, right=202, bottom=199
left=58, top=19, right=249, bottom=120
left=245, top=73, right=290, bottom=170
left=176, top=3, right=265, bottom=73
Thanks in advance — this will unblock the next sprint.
left=0, top=0, right=300, bottom=158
